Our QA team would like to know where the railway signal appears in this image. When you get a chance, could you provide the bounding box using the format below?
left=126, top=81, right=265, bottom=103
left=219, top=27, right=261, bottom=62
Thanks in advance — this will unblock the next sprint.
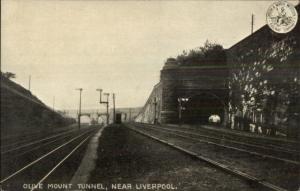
left=112, top=93, right=116, bottom=123
left=96, top=89, right=110, bottom=125
left=178, top=97, right=189, bottom=125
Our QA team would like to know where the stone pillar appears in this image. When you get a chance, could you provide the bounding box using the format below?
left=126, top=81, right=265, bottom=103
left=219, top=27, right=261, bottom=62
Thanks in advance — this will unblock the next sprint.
left=160, top=65, right=179, bottom=124
left=160, top=84, right=178, bottom=124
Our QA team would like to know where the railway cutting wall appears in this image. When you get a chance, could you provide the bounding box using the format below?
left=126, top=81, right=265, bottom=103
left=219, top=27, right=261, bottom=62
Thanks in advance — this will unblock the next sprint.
left=227, top=8, right=300, bottom=138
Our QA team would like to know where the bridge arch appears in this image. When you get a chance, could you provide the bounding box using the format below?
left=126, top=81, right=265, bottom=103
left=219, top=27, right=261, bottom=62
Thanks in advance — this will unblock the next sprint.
left=79, top=113, right=107, bottom=125
left=79, top=114, right=91, bottom=124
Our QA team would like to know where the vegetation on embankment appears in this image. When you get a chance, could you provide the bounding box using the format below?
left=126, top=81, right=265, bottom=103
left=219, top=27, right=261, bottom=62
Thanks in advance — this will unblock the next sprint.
left=1, top=73, right=75, bottom=133
left=165, top=40, right=226, bottom=67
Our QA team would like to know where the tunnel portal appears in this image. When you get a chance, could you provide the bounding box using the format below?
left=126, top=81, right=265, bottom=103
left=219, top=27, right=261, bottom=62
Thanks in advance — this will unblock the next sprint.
left=182, top=93, right=224, bottom=124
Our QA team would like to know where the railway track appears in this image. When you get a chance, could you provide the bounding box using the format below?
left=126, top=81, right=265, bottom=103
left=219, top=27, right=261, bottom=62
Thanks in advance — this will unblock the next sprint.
left=0, top=126, right=101, bottom=191
left=1, top=129, right=78, bottom=155
left=1, top=125, right=82, bottom=150
left=127, top=123, right=300, bottom=191
left=169, top=124, right=300, bottom=152
left=1, top=130, right=82, bottom=164
left=133, top=123, right=300, bottom=165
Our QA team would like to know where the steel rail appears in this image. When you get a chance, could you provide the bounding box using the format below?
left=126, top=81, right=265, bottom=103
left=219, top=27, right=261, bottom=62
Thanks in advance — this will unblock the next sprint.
left=1, top=129, right=78, bottom=154
left=1, top=132, right=77, bottom=162
left=137, top=123, right=300, bottom=155
left=166, top=124, right=299, bottom=152
left=143, top=124, right=300, bottom=157
left=198, top=125, right=299, bottom=144
left=165, top=123, right=299, bottom=145
left=137, top=124, right=300, bottom=165
left=0, top=128, right=96, bottom=184
left=127, top=125, right=288, bottom=191
left=1, top=126, right=72, bottom=143
left=30, top=133, right=92, bottom=191
left=1, top=128, right=77, bottom=149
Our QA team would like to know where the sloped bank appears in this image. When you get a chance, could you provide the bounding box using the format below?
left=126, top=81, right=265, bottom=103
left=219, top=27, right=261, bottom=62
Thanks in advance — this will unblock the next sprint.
left=1, top=75, right=75, bottom=135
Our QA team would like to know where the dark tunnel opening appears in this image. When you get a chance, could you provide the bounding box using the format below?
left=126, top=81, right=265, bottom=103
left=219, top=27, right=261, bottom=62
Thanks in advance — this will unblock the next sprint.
left=181, top=94, right=224, bottom=124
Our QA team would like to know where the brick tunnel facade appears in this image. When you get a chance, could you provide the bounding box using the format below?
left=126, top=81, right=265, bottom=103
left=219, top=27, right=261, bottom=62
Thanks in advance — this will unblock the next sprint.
left=160, top=65, right=228, bottom=124
left=135, top=63, right=228, bottom=125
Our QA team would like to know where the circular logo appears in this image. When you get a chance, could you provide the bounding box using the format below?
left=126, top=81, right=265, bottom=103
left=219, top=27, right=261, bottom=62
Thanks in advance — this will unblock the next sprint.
left=266, top=1, right=298, bottom=33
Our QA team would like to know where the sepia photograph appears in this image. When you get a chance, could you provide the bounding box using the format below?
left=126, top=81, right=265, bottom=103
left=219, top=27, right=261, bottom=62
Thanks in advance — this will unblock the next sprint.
left=1, top=0, right=299, bottom=190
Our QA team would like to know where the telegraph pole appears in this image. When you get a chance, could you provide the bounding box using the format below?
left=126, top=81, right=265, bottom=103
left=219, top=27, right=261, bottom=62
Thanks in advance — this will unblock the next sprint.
left=104, top=93, right=110, bottom=125
left=251, top=14, right=254, bottom=34
left=129, top=108, right=132, bottom=122
left=53, top=96, right=55, bottom=111
left=28, top=75, right=31, bottom=91
left=76, top=88, right=83, bottom=130
left=113, top=93, right=116, bottom=123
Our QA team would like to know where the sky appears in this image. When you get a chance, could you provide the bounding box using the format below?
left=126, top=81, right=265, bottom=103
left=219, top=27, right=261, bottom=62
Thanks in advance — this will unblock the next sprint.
left=2, top=0, right=299, bottom=111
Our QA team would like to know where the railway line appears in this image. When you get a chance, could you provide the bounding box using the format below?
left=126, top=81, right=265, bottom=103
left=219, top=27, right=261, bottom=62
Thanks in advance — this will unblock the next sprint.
left=0, top=125, right=101, bottom=191
left=1, top=129, right=78, bottom=155
left=133, top=123, right=300, bottom=164
left=127, top=123, right=300, bottom=191
left=170, top=124, right=300, bottom=152
left=1, top=125, right=81, bottom=149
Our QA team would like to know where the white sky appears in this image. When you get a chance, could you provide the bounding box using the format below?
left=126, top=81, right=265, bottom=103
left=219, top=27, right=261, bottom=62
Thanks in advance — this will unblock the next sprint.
left=2, top=0, right=299, bottom=110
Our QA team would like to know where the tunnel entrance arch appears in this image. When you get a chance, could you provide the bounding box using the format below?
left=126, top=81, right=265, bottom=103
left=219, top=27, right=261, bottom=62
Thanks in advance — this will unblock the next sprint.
left=181, top=92, right=225, bottom=124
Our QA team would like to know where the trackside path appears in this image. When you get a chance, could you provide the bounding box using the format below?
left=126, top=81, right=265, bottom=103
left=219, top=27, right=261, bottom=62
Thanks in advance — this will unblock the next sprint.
left=67, top=126, right=106, bottom=190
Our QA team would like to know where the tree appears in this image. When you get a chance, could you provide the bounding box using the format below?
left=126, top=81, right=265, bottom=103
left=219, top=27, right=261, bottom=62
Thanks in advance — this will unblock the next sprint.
left=228, top=35, right=300, bottom=137
left=2, top=72, right=16, bottom=79
left=176, top=40, right=226, bottom=66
